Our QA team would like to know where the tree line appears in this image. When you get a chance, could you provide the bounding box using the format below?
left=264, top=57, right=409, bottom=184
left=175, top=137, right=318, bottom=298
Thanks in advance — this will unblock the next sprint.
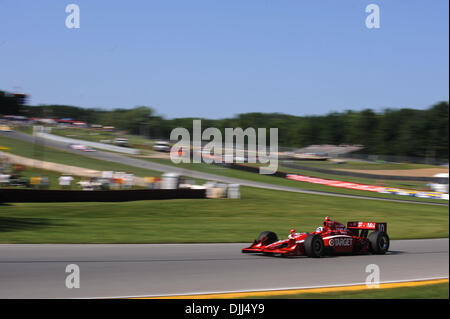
left=0, top=90, right=448, bottom=159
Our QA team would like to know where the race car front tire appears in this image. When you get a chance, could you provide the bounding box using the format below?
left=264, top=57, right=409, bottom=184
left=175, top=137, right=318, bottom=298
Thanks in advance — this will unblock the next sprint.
left=369, top=231, right=390, bottom=254
left=304, top=234, right=324, bottom=258
left=257, top=231, right=278, bottom=245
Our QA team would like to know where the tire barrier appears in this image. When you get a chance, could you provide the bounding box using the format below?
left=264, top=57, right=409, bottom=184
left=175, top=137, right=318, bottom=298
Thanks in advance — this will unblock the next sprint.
left=0, top=188, right=206, bottom=203
left=218, top=163, right=287, bottom=178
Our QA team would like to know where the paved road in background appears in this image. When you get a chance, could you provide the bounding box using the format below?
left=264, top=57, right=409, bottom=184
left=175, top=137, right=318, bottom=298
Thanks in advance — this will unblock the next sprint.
left=1, top=131, right=447, bottom=206
left=0, top=239, right=447, bottom=298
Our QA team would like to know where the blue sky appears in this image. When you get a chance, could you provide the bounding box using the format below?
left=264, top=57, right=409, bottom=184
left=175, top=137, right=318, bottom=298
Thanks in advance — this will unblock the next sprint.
left=0, top=0, right=448, bottom=118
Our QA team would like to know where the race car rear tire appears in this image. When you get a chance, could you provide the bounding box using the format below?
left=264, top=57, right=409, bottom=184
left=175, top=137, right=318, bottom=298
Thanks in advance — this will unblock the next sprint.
left=257, top=231, right=278, bottom=245
left=369, top=231, right=390, bottom=254
left=304, top=234, right=324, bottom=258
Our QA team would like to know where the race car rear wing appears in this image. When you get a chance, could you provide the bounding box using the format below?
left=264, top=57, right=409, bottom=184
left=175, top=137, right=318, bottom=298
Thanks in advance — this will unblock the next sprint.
left=347, top=221, right=387, bottom=233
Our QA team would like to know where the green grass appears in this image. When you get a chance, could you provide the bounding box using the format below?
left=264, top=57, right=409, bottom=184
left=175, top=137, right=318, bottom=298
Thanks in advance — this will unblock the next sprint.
left=1, top=133, right=446, bottom=204
left=0, top=134, right=161, bottom=178
left=12, top=125, right=33, bottom=135
left=141, top=158, right=448, bottom=204
left=243, top=282, right=449, bottom=299
left=0, top=186, right=447, bottom=243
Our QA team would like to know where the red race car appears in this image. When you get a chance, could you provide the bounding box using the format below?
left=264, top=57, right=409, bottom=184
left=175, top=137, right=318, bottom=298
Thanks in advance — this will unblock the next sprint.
left=242, top=217, right=389, bottom=257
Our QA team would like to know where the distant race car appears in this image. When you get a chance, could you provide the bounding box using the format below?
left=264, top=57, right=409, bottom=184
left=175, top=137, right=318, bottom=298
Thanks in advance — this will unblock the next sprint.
left=69, top=143, right=96, bottom=152
left=242, top=217, right=389, bottom=257
left=153, top=141, right=170, bottom=152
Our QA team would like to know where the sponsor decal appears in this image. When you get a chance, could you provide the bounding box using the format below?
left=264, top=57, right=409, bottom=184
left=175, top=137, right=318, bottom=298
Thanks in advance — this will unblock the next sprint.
left=358, top=222, right=376, bottom=229
left=329, top=237, right=352, bottom=247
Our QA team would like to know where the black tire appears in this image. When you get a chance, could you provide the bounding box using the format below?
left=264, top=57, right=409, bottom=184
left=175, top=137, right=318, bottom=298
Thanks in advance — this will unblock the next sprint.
left=257, top=231, right=278, bottom=245
left=369, top=231, right=390, bottom=254
left=304, top=234, right=324, bottom=258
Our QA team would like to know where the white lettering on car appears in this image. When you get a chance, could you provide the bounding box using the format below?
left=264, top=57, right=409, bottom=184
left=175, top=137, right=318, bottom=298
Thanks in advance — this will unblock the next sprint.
left=328, top=237, right=352, bottom=247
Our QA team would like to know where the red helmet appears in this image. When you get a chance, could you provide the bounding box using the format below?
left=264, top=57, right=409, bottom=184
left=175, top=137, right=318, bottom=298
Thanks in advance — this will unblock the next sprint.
left=290, top=228, right=296, bottom=234
left=325, top=216, right=330, bottom=221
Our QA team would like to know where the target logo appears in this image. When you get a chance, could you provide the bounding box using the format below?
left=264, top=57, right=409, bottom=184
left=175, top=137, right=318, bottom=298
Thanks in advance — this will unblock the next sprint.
left=329, top=237, right=352, bottom=247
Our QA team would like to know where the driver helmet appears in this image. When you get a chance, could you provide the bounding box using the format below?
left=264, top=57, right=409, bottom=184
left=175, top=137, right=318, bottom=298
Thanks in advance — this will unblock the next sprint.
left=316, top=226, right=324, bottom=233
left=290, top=228, right=296, bottom=234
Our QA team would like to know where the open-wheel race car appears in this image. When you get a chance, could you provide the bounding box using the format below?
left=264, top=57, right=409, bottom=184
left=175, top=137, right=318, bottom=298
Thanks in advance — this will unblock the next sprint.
left=242, top=217, right=389, bottom=257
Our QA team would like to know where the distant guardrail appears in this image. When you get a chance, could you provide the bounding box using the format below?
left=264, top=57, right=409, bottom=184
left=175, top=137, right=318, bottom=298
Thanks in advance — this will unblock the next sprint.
left=35, top=132, right=141, bottom=155
left=0, top=188, right=206, bottom=203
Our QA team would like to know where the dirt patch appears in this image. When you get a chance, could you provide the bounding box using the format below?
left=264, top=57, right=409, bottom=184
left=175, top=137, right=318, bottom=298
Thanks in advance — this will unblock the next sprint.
left=337, top=167, right=449, bottom=177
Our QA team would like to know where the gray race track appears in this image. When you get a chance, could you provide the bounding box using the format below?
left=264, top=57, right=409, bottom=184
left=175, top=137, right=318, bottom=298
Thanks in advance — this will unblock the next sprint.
left=0, top=239, right=448, bottom=298
left=1, top=131, right=447, bottom=206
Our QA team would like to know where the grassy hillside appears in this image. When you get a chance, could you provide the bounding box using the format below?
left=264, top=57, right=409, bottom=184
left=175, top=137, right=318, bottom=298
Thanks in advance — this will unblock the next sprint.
left=0, top=134, right=161, bottom=177
left=0, top=186, right=447, bottom=243
left=142, top=158, right=448, bottom=204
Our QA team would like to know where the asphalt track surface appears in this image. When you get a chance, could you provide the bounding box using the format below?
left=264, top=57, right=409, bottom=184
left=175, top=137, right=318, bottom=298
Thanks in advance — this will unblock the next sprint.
left=1, top=131, right=447, bottom=206
left=0, top=239, right=447, bottom=298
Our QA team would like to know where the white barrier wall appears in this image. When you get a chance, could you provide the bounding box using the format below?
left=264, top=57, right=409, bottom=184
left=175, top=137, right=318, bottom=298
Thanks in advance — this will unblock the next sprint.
left=286, top=174, right=449, bottom=200
left=35, top=132, right=141, bottom=155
